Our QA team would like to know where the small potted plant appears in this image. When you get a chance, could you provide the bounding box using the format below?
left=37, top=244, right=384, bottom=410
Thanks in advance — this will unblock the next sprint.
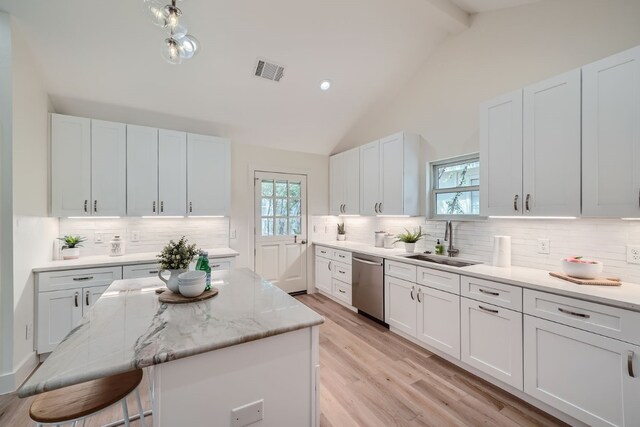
left=337, top=223, right=346, bottom=241
left=394, top=227, right=427, bottom=253
left=57, top=235, right=87, bottom=260
left=156, top=236, right=200, bottom=293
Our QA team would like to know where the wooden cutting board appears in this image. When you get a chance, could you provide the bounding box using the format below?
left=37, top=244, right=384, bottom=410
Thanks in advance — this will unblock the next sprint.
left=158, top=287, right=219, bottom=303
left=549, top=272, right=621, bottom=286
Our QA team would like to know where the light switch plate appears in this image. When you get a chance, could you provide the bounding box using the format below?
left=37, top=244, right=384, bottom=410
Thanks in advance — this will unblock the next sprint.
left=537, top=239, right=550, bottom=254
left=627, top=245, right=640, bottom=264
left=131, top=231, right=140, bottom=242
left=231, top=399, right=264, bottom=427
left=230, top=229, right=237, bottom=239
left=95, top=233, right=103, bottom=243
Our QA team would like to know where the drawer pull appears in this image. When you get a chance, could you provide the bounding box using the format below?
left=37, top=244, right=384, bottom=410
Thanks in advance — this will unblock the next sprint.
left=558, top=307, right=590, bottom=319
left=338, top=289, right=346, bottom=294
left=148, top=270, right=159, bottom=274
left=338, top=254, right=346, bottom=259
left=479, top=305, right=499, bottom=314
left=74, top=292, right=79, bottom=308
left=410, top=286, right=415, bottom=301
left=338, top=270, right=345, bottom=274
left=479, top=288, right=499, bottom=296
left=629, top=351, right=635, bottom=378
left=73, top=276, right=94, bottom=281
left=211, top=265, right=220, bottom=268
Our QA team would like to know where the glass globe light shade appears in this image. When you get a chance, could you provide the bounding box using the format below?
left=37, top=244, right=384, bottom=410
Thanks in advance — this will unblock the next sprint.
left=161, top=38, right=183, bottom=65
left=145, top=0, right=168, bottom=27
left=177, top=34, right=199, bottom=59
left=168, top=22, right=188, bottom=39
left=162, top=4, right=182, bottom=30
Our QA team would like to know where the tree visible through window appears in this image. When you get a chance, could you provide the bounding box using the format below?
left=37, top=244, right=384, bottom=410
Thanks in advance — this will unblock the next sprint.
left=431, top=156, right=480, bottom=217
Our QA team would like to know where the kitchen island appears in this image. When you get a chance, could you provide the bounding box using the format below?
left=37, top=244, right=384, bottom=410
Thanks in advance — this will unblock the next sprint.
left=20, top=268, right=324, bottom=426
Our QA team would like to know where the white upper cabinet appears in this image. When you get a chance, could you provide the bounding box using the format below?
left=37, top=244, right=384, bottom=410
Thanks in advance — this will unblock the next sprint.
left=187, top=133, right=231, bottom=216
left=329, top=148, right=360, bottom=215
left=91, top=120, right=127, bottom=216
left=159, top=130, right=187, bottom=216
left=329, top=153, right=344, bottom=215
left=359, top=140, right=380, bottom=216
left=51, top=114, right=91, bottom=217
left=582, top=46, right=640, bottom=217
left=127, top=125, right=159, bottom=216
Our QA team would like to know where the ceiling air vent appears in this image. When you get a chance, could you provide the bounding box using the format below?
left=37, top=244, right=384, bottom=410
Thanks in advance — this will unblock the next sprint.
left=255, top=59, right=285, bottom=82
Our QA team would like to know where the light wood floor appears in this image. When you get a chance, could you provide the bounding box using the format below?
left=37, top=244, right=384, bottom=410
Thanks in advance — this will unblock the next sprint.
left=1, top=293, right=567, bottom=427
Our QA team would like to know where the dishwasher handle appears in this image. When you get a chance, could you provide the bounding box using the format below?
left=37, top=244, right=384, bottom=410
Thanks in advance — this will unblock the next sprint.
left=353, top=257, right=383, bottom=266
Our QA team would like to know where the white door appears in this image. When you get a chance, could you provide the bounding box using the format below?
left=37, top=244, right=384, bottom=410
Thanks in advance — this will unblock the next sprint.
left=51, top=114, right=91, bottom=217
left=159, top=130, right=187, bottom=216
left=417, top=285, right=460, bottom=359
left=582, top=46, right=640, bottom=217
left=523, top=69, right=581, bottom=217
left=91, top=119, right=126, bottom=216
left=187, top=133, right=230, bottom=216
left=343, top=147, right=360, bottom=215
left=384, top=276, right=417, bottom=337
left=315, top=256, right=332, bottom=294
left=37, top=289, right=83, bottom=353
left=360, top=140, right=380, bottom=216
left=524, top=315, right=640, bottom=427
left=127, top=125, right=158, bottom=216
left=329, top=153, right=344, bottom=215
left=254, top=172, right=308, bottom=293
left=461, top=297, right=523, bottom=390
left=83, top=285, right=110, bottom=315
left=379, top=133, right=404, bottom=215
left=480, top=90, right=523, bottom=216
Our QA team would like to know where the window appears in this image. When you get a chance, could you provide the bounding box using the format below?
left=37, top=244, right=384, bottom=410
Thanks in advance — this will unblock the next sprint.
left=431, top=155, right=480, bottom=218
left=260, top=179, right=302, bottom=236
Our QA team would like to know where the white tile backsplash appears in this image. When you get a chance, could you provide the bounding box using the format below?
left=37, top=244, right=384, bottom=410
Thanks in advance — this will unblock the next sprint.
left=312, top=215, right=640, bottom=284
left=58, top=217, right=229, bottom=258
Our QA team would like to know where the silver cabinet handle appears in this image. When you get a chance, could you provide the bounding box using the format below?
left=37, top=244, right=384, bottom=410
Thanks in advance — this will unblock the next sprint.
left=93, top=200, right=97, bottom=213
left=379, top=202, right=383, bottom=213
left=513, top=194, right=519, bottom=212
left=153, top=201, right=156, bottom=213
left=149, top=270, right=159, bottom=274
left=479, top=305, right=499, bottom=313
left=338, top=270, right=345, bottom=274
left=374, top=203, right=379, bottom=213
left=189, top=201, right=193, bottom=213
left=479, top=288, right=499, bottom=296
left=85, top=290, right=90, bottom=306
left=73, top=276, right=94, bottom=281
left=211, top=265, right=220, bottom=268
left=328, top=261, right=332, bottom=271
left=410, top=286, right=415, bottom=301
left=74, top=292, right=79, bottom=308
left=525, top=194, right=531, bottom=212
left=160, top=201, right=164, bottom=213
left=338, top=289, right=346, bottom=294
left=417, top=288, right=422, bottom=303
left=629, top=351, right=635, bottom=378
left=558, top=307, right=590, bottom=319
left=84, top=200, right=88, bottom=213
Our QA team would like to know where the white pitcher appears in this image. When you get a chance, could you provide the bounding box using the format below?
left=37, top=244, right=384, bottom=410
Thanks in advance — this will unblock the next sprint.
left=158, top=269, right=186, bottom=293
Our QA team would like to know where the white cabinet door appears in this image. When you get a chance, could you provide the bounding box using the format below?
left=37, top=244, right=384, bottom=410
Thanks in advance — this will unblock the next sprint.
left=159, top=129, right=187, bottom=216
left=126, top=125, right=158, bottom=216
left=37, top=289, right=83, bottom=353
left=83, top=285, right=109, bottom=315
left=315, top=256, right=332, bottom=293
left=91, top=120, right=126, bottom=216
left=417, top=285, right=460, bottom=359
left=524, top=315, right=640, bottom=427
left=385, top=275, right=417, bottom=337
left=523, top=69, right=581, bottom=217
left=360, top=140, right=380, bottom=216
left=329, top=153, right=344, bottom=215
left=187, top=133, right=230, bottom=216
left=343, top=148, right=360, bottom=215
left=51, top=114, right=91, bottom=216
left=582, top=46, right=640, bottom=217
left=480, top=90, right=523, bottom=216
left=379, top=133, right=404, bottom=215
left=461, top=297, right=523, bottom=390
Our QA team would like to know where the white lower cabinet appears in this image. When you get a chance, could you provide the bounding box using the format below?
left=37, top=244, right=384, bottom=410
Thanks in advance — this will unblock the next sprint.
left=385, top=275, right=418, bottom=337
left=417, top=285, right=460, bottom=359
left=461, top=297, right=523, bottom=390
left=524, top=315, right=640, bottom=427
left=315, top=255, right=332, bottom=294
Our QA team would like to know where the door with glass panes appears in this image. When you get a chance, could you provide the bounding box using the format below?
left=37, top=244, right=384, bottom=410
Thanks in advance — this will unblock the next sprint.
left=254, top=172, right=308, bottom=293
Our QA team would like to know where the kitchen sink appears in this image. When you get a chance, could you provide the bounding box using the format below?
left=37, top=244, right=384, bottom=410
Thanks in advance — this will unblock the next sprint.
left=402, top=254, right=480, bottom=268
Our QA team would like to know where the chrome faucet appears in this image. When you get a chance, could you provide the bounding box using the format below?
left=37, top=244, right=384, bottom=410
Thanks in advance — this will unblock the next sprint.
left=444, top=220, right=459, bottom=257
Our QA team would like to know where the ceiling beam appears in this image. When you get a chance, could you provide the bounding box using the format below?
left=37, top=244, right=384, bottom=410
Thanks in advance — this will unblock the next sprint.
left=423, top=0, right=470, bottom=34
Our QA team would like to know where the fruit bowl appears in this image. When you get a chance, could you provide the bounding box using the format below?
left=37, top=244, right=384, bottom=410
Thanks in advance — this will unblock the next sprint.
left=561, top=256, right=603, bottom=279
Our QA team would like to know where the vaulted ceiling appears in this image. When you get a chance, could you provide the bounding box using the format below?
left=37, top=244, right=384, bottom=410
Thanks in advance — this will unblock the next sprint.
left=0, top=0, right=541, bottom=154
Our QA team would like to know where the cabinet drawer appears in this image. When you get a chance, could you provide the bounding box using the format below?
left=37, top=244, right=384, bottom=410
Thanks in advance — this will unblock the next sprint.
left=332, top=262, right=352, bottom=285
left=461, top=276, right=522, bottom=311
left=417, top=267, right=460, bottom=294
left=37, top=267, right=122, bottom=293
left=524, top=289, right=640, bottom=345
left=209, top=257, right=234, bottom=271
left=332, top=249, right=352, bottom=264
left=385, top=260, right=417, bottom=282
left=332, top=279, right=352, bottom=305
left=122, top=263, right=160, bottom=279
left=315, top=246, right=332, bottom=259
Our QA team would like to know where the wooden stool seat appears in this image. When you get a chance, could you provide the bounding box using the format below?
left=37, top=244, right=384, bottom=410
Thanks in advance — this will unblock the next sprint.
left=30, top=369, right=143, bottom=424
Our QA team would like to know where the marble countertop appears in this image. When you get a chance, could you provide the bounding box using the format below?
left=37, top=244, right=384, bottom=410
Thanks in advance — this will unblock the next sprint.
left=19, top=268, right=324, bottom=397
left=32, top=247, right=239, bottom=272
left=314, top=240, right=640, bottom=312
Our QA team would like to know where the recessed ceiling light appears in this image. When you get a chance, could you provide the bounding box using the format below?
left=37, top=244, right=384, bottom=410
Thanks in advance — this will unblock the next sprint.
left=320, top=80, right=331, bottom=91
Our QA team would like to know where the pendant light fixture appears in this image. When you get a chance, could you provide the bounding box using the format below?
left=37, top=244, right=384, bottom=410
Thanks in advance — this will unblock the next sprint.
left=144, top=0, right=199, bottom=64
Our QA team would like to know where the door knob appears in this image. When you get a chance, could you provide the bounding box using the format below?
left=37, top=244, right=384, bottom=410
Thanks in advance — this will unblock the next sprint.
left=301, top=240, right=307, bottom=244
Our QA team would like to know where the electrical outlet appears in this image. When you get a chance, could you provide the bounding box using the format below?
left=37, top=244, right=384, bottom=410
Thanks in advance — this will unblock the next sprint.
left=94, top=233, right=103, bottom=243
left=230, top=229, right=237, bottom=239
left=627, top=245, right=640, bottom=264
left=537, top=239, right=550, bottom=254
left=231, top=399, right=264, bottom=427
left=131, top=231, right=140, bottom=242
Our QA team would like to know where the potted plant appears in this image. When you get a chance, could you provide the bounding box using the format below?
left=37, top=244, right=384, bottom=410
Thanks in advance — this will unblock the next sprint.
left=57, top=235, right=87, bottom=260
left=337, top=223, right=346, bottom=241
left=394, top=227, right=427, bottom=253
left=156, top=236, right=200, bottom=293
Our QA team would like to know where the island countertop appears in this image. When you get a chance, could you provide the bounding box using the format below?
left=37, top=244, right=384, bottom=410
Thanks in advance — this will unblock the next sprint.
left=19, top=268, right=324, bottom=398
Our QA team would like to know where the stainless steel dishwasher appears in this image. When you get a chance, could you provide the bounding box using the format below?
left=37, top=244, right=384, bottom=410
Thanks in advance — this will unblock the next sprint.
left=352, top=253, right=385, bottom=323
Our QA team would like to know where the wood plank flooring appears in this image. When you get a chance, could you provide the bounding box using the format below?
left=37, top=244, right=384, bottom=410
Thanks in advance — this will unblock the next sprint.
left=1, top=292, right=568, bottom=427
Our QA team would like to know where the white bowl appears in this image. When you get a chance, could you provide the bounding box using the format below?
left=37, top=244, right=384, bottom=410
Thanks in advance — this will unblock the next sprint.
left=178, top=271, right=206, bottom=283
left=561, top=258, right=603, bottom=279
left=178, top=280, right=206, bottom=298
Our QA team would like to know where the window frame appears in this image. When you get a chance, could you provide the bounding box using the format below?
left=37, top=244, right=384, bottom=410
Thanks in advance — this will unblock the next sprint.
left=429, top=153, right=481, bottom=220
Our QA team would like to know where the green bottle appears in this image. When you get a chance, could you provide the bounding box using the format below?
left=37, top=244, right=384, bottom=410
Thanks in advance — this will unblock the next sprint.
left=197, top=252, right=211, bottom=290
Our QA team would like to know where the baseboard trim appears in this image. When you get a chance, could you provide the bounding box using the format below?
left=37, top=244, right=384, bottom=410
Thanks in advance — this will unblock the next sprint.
left=0, top=352, right=38, bottom=395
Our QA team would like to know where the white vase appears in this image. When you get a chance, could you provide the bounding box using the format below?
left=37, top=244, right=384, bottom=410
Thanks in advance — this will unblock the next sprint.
left=404, top=243, right=416, bottom=253
left=61, top=247, right=80, bottom=260
left=337, top=234, right=346, bottom=241
left=158, top=269, right=186, bottom=293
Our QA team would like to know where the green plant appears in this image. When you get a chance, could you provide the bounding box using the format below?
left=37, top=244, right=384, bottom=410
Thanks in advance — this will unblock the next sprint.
left=394, top=227, right=427, bottom=244
left=157, top=236, right=200, bottom=270
left=57, top=235, right=87, bottom=249
left=337, top=223, right=346, bottom=235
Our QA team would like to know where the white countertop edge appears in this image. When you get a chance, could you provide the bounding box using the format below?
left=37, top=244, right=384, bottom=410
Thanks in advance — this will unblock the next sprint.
left=313, top=240, right=640, bottom=313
